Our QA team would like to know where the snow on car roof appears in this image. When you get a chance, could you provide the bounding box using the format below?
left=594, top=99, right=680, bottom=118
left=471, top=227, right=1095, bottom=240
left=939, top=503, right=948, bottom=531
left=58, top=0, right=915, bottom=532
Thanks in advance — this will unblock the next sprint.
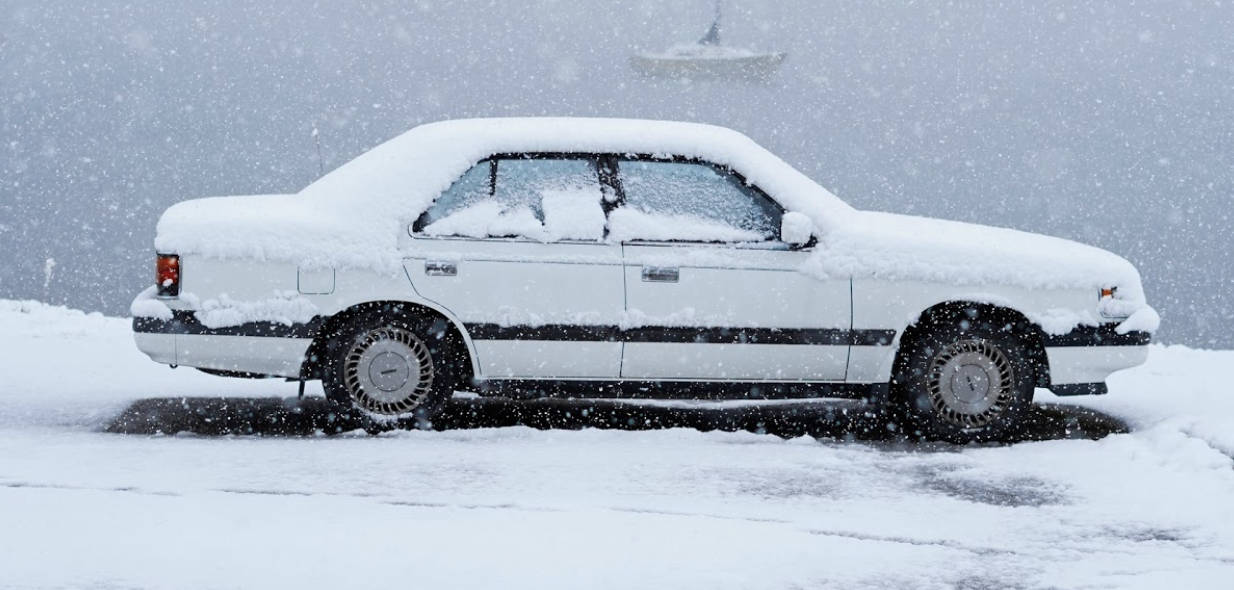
left=298, top=117, right=854, bottom=218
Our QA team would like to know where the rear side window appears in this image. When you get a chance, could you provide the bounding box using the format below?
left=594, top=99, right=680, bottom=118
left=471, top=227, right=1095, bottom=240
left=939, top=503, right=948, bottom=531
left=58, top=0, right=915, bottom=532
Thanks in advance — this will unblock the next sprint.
left=610, top=160, right=782, bottom=243
left=417, top=157, right=606, bottom=241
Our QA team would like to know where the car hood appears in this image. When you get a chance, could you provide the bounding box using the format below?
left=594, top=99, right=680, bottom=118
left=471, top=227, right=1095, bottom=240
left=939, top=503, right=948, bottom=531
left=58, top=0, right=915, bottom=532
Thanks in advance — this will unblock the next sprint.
left=807, top=210, right=1149, bottom=303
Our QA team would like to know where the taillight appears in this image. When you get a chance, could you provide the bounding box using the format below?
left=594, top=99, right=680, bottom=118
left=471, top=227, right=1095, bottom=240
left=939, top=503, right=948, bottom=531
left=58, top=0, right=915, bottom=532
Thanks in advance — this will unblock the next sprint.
left=156, top=254, right=180, bottom=297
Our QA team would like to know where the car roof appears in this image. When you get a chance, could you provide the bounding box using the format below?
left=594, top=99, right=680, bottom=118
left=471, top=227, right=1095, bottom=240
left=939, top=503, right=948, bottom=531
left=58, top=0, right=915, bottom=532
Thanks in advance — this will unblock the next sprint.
left=298, top=117, right=853, bottom=222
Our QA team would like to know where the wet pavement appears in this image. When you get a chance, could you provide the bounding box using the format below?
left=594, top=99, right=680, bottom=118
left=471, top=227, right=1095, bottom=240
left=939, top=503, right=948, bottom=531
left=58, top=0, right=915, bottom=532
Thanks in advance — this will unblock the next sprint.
left=104, top=394, right=1129, bottom=443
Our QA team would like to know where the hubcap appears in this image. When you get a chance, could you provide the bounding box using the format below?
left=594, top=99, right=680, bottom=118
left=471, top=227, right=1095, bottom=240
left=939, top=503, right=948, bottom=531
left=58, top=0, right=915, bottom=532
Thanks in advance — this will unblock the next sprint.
left=926, top=339, right=1015, bottom=429
left=343, top=326, right=434, bottom=415
left=368, top=351, right=411, bottom=393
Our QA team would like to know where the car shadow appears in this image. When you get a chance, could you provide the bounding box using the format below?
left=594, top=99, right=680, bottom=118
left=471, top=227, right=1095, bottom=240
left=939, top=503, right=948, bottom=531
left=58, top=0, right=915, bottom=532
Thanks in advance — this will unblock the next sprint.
left=103, top=394, right=1130, bottom=444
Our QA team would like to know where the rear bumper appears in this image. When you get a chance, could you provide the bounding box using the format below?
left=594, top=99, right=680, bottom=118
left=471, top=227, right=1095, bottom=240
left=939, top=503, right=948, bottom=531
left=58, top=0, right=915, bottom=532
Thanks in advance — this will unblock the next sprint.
left=133, top=313, right=316, bottom=379
left=135, top=332, right=177, bottom=365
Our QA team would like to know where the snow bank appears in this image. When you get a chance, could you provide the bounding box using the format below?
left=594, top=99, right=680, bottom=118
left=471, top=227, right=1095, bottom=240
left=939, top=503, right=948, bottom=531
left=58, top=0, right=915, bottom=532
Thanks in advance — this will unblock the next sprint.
left=0, top=299, right=115, bottom=338
left=0, top=302, right=1229, bottom=590
left=1069, top=344, right=1234, bottom=455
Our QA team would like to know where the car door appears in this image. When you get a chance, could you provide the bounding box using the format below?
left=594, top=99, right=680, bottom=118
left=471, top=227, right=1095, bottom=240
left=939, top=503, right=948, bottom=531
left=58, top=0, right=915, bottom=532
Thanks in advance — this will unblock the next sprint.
left=612, top=158, right=852, bottom=382
left=404, top=155, right=624, bottom=379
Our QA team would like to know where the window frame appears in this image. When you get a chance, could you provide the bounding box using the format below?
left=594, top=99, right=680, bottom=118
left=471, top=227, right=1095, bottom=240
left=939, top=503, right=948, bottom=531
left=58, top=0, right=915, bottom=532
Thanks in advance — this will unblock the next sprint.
left=411, top=153, right=611, bottom=241
left=411, top=151, right=811, bottom=249
left=608, top=154, right=789, bottom=246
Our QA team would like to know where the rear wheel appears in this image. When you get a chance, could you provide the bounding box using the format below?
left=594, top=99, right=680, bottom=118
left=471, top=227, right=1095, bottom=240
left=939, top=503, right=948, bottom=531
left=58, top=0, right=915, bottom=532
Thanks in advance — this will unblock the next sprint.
left=893, top=311, right=1035, bottom=442
left=321, top=308, right=459, bottom=426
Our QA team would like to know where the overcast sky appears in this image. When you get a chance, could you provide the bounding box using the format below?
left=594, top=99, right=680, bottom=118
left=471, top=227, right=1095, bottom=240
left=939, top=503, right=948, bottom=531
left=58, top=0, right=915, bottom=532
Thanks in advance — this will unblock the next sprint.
left=1, top=0, right=1230, bottom=346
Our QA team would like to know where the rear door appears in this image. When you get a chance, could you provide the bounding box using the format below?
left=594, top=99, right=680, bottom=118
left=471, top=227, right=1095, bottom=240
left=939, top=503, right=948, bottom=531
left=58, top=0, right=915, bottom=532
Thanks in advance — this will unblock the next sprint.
left=612, top=158, right=852, bottom=381
left=404, top=155, right=624, bottom=379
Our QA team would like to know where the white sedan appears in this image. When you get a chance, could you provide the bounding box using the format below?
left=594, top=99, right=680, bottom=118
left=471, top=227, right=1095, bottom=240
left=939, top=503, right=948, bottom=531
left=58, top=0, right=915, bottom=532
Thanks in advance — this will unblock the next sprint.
left=131, top=118, right=1158, bottom=441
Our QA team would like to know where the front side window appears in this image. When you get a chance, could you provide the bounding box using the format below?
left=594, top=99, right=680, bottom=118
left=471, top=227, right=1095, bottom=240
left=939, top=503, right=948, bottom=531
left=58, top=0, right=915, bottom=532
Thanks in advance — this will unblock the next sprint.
left=417, top=162, right=492, bottom=231
left=418, top=157, right=605, bottom=241
left=609, top=160, right=782, bottom=243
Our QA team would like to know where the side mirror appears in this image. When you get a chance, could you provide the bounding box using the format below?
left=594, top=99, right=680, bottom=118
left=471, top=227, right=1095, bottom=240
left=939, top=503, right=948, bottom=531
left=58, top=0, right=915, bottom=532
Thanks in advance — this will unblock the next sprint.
left=780, top=211, right=814, bottom=247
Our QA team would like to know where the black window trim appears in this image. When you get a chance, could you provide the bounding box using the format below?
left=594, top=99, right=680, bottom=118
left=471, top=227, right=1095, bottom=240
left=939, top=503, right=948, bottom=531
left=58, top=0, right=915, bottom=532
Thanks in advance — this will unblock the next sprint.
left=412, top=153, right=606, bottom=237
left=607, top=153, right=784, bottom=214
left=411, top=151, right=815, bottom=250
left=610, top=154, right=802, bottom=248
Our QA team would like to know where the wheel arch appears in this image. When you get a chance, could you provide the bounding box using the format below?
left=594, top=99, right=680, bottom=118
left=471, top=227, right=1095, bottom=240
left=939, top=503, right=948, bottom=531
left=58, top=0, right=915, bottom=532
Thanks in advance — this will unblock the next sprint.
left=299, top=299, right=479, bottom=387
left=887, top=300, right=1052, bottom=392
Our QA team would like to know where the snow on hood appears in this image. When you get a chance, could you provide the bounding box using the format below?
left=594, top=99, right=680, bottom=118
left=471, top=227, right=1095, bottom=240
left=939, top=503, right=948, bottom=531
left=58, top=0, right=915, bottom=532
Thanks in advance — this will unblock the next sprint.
left=809, top=210, right=1157, bottom=329
left=156, top=118, right=854, bottom=273
left=814, top=211, right=1147, bottom=294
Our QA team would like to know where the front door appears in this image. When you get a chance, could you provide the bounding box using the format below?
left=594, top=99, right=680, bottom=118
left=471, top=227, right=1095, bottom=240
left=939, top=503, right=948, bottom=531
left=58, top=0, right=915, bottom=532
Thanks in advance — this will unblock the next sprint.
left=404, top=155, right=623, bottom=379
left=611, top=158, right=852, bottom=381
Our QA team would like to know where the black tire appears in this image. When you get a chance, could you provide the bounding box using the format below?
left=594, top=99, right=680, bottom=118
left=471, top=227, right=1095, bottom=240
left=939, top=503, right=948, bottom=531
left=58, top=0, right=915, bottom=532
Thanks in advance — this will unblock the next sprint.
left=892, top=310, right=1035, bottom=443
left=320, top=306, right=463, bottom=428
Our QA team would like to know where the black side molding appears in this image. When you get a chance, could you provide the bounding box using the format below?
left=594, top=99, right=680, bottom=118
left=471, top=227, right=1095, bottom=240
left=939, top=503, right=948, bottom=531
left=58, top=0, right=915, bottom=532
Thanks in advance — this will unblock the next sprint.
left=136, top=311, right=1147, bottom=351
left=1042, top=324, right=1151, bottom=347
left=133, top=313, right=894, bottom=346
left=133, top=312, right=323, bottom=339
left=465, top=324, right=897, bottom=346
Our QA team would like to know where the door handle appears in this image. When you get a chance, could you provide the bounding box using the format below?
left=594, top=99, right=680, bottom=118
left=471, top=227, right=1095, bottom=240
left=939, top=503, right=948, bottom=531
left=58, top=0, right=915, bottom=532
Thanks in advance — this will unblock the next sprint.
left=424, top=260, right=457, bottom=277
left=641, top=266, right=679, bottom=283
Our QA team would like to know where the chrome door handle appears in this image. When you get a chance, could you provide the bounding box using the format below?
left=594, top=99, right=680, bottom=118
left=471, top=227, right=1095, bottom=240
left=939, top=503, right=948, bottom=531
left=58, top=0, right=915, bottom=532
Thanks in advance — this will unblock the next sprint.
left=641, top=266, right=679, bottom=283
left=425, top=260, right=457, bottom=276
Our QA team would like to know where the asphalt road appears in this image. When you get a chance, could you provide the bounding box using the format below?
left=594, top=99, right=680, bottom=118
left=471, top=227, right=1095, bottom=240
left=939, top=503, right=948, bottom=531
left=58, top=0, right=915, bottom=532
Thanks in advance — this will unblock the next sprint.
left=105, top=395, right=1129, bottom=443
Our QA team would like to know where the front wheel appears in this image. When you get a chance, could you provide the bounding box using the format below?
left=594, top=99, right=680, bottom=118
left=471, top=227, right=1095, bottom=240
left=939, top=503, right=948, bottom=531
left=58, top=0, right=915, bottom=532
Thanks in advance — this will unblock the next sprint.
left=893, top=312, right=1035, bottom=443
left=321, top=309, right=458, bottom=426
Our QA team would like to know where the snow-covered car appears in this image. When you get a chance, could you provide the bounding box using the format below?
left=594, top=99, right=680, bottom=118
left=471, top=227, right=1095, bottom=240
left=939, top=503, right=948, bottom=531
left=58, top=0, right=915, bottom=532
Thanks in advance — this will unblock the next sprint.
left=132, top=118, right=1158, bottom=441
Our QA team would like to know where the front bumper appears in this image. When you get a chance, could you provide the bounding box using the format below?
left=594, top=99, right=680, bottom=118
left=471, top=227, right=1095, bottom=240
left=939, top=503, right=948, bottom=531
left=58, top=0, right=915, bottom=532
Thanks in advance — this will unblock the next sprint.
left=1044, top=344, right=1150, bottom=388
left=1042, top=323, right=1151, bottom=392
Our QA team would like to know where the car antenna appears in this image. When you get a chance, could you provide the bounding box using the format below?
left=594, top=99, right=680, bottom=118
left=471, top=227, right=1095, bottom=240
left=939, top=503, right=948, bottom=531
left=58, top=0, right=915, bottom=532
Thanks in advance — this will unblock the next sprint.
left=312, top=125, right=324, bottom=177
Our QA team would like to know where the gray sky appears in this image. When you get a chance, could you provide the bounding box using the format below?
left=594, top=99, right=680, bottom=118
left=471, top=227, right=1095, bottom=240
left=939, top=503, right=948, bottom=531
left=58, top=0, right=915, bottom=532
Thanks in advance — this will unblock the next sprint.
left=1, top=0, right=1231, bottom=346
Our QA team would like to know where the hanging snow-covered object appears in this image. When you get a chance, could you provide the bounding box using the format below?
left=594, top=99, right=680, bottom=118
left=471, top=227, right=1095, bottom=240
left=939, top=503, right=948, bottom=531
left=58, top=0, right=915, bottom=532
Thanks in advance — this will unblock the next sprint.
left=630, top=0, right=787, bottom=82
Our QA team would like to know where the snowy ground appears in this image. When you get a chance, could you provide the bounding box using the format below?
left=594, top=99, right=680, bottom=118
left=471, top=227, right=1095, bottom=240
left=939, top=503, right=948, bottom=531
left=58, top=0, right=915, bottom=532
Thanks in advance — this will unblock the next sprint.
left=1, top=300, right=1232, bottom=590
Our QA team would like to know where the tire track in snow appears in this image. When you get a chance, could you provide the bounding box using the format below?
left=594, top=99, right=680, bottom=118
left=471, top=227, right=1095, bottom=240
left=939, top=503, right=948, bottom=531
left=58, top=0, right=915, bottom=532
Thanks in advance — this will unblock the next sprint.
left=804, top=529, right=1017, bottom=557
left=1179, top=428, right=1234, bottom=467
left=0, top=480, right=180, bottom=496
